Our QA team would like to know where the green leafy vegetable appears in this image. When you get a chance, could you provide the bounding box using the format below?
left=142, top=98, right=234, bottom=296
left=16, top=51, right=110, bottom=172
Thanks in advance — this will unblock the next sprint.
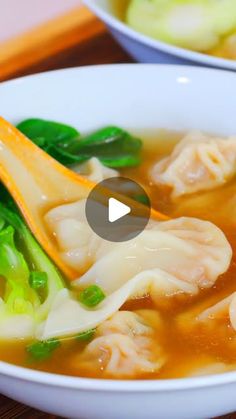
left=26, top=338, right=61, bottom=361
left=17, top=119, right=142, bottom=168
left=29, top=271, right=48, bottom=290
left=0, top=225, right=40, bottom=314
left=79, top=285, right=106, bottom=308
left=17, top=118, right=80, bottom=166
left=134, top=194, right=150, bottom=206
left=0, top=194, right=64, bottom=323
left=76, top=329, right=96, bottom=342
left=0, top=218, right=5, bottom=231
left=17, top=118, right=79, bottom=149
left=73, top=126, right=142, bottom=168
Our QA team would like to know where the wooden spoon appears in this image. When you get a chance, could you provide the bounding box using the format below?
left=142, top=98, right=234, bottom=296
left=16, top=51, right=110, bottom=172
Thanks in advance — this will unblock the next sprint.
left=0, top=117, right=169, bottom=280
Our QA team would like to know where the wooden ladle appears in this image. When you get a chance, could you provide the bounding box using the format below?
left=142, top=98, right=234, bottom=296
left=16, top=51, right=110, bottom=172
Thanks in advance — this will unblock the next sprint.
left=0, top=117, right=169, bottom=280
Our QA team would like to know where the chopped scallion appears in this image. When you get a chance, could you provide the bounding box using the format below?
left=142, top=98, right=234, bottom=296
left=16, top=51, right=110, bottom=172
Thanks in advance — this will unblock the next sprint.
left=79, top=285, right=105, bottom=308
left=76, top=329, right=96, bottom=342
left=134, top=194, right=150, bottom=206
left=26, top=338, right=60, bottom=361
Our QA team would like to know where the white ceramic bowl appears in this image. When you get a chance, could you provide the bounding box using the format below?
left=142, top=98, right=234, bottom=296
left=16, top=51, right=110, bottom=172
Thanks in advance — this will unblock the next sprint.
left=83, top=0, right=236, bottom=71
left=0, top=64, right=236, bottom=419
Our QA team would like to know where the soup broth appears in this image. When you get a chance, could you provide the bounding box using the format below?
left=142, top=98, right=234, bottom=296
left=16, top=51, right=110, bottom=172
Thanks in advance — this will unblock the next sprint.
left=0, top=130, right=236, bottom=379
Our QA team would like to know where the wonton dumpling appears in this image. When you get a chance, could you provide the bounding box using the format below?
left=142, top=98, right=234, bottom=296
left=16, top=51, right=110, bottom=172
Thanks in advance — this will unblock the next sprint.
left=76, top=216, right=232, bottom=294
left=198, top=292, right=236, bottom=331
left=97, top=310, right=152, bottom=337
left=151, top=131, right=236, bottom=198
left=189, top=363, right=236, bottom=377
left=45, top=200, right=101, bottom=273
left=40, top=205, right=232, bottom=340
left=186, top=358, right=236, bottom=377
left=72, top=157, right=119, bottom=183
left=83, top=334, right=158, bottom=376
left=73, top=311, right=164, bottom=377
left=46, top=202, right=232, bottom=292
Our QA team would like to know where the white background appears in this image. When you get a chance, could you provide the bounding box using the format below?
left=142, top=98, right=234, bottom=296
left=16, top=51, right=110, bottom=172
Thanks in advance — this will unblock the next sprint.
left=0, top=0, right=81, bottom=42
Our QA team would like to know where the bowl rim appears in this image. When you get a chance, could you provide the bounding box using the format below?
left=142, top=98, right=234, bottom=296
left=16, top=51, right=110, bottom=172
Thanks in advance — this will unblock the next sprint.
left=1, top=63, right=236, bottom=392
left=2, top=360, right=236, bottom=392
left=82, top=0, right=236, bottom=70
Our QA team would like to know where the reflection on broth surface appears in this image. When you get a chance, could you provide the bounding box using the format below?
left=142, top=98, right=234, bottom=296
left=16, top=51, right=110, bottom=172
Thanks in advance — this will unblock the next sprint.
left=0, top=129, right=236, bottom=379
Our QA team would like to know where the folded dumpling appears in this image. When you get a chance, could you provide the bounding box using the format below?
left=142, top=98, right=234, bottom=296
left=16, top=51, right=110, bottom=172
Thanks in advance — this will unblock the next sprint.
left=46, top=201, right=232, bottom=293
left=39, top=204, right=232, bottom=339
left=97, top=310, right=152, bottom=337
left=150, top=131, right=236, bottom=198
left=197, top=292, right=236, bottom=331
left=76, top=216, right=231, bottom=294
left=72, top=157, right=119, bottom=183
left=71, top=311, right=164, bottom=377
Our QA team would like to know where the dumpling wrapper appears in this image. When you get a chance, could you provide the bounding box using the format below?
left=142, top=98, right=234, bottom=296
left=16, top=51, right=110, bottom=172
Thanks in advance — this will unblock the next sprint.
left=76, top=217, right=232, bottom=293
left=39, top=210, right=232, bottom=340
left=72, top=157, right=119, bottom=183
left=70, top=311, right=164, bottom=377
left=37, top=269, right=196, bottom=340
left=198, top=292, right=236, bottom=332
left=151, top=131, right=236, bottom=198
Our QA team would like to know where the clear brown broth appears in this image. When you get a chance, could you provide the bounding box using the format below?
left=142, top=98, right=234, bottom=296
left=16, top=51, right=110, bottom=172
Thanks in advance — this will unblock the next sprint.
left=0, top=130, right=236, bottom=379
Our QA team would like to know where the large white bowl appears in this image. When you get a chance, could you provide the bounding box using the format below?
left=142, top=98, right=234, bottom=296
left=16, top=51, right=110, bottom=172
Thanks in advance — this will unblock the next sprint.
left=83, top=0, right=236, bottom=71
left=0, top=64, right=236, bottom=419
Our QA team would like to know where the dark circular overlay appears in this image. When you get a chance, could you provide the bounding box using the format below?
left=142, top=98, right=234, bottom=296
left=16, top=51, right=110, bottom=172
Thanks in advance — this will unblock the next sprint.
left=85, top=177, right=151, bottom=242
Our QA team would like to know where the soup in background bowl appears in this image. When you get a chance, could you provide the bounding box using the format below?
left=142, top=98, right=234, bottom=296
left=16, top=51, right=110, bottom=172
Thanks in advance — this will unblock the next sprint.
left=83, top=0, right=236, bottom=70
left=0, top=64, right=236, bottom=419
left=113, top=0, right=236, bottom=60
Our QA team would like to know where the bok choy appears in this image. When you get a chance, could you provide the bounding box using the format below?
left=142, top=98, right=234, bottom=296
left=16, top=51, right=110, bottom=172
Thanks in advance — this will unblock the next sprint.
left=0, top=195, right=64, bottom=339
left=17, top=119, right=142, bottom=168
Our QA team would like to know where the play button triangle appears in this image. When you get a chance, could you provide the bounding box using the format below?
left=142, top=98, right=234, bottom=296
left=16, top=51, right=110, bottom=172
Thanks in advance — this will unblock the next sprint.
left=86, top=177, right=150, bottom=242
left=108, top=198, right=131, bottom=223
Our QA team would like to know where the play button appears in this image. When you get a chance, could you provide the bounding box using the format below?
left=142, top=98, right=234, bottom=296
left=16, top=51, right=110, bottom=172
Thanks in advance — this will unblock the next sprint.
left=85, top=177, right=151, bottom=242
left=109, top=198, right=131, bottom=223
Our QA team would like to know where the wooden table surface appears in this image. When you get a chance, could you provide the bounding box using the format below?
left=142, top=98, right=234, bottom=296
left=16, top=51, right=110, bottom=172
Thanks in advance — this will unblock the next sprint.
left=0, top=14, right=235, bottom=419
left=0, top=17, right=133, bottom=82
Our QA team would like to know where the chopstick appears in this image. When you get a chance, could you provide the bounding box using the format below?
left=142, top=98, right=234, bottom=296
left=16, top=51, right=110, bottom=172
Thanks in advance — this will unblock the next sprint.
left=0, top=6, right=106, bottom=81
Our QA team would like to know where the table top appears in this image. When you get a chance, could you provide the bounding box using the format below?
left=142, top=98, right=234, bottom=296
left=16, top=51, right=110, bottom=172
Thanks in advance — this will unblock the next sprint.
left=0, top=18, right=133, bottom=82
left=0, top=17, right=235, bottom=419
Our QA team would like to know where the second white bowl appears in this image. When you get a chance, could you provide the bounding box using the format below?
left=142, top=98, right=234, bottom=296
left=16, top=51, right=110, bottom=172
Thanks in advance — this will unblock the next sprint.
left=83, top=0, right=236, bottom=70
